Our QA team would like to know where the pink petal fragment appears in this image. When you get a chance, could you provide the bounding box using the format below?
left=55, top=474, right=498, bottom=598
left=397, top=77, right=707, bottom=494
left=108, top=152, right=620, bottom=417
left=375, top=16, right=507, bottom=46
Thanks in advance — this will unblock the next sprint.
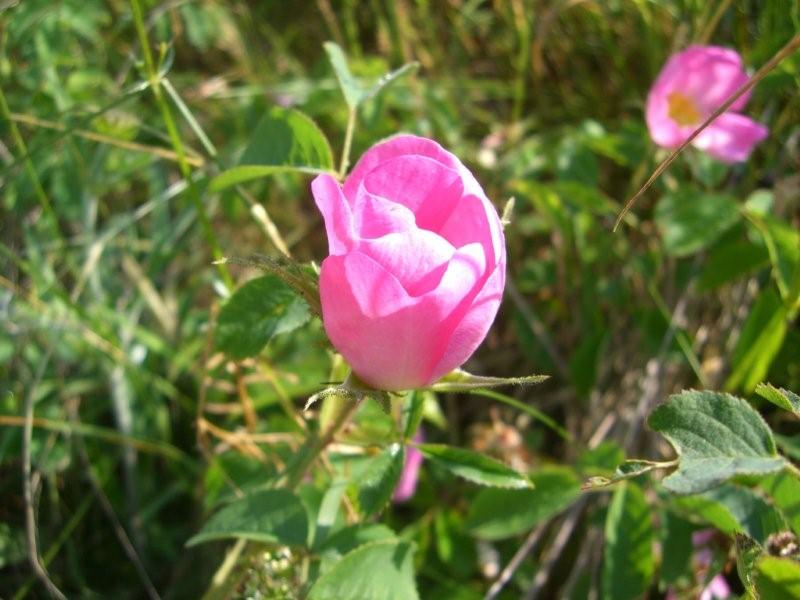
left=427, top=260, right=505, bottom=384
left=393, top=429, right=425, bottom=503
left=666, top=46, right=750, bottom=113
left=311, top=173, right=355, bottom=255
left=351, top=185, right=416, bottom=239
left=692, top=112, right=768, bottom=163
left=320, top=252, right=437, bottom=390
left=439, top=193, right=504, bottom=269
left=358, top=229, right=455, bottom=297
left=360, top=155, right=464, bottom=232
left=344, top=135, right=461, bottom=200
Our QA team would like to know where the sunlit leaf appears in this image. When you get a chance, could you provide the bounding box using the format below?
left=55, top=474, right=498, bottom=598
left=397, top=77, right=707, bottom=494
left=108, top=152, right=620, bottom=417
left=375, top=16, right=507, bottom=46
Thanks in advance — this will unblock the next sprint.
left=655, top=188, right=740, bottom=256
left=210, top=106, right=334, bottom=191
left=649, top=390, right=786, bottom=494
left=215, top=275, right=309, bottom=359
left=308, top=540, right=419, bottom=600
left=417, top=443, right=531, bottom=489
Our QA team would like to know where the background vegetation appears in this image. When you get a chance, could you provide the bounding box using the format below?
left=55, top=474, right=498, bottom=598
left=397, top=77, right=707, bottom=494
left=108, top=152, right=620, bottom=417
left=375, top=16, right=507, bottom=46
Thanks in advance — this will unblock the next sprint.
left=1, top=0, right=798, bottom=598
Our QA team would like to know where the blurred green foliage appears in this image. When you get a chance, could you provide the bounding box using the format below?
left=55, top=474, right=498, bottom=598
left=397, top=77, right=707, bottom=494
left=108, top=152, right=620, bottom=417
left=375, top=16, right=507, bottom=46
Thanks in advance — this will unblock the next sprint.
left=1, top=0, right=799, bottom=598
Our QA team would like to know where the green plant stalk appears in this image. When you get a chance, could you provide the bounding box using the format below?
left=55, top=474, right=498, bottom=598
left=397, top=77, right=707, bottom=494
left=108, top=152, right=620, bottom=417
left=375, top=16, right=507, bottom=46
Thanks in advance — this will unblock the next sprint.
left=339, top=107, right=357, bottom=179
left=284, top=393, right=361, bottom=490
left=129, top=0, right=232, bottom=289
left=0, top=85, right=61, bottom=238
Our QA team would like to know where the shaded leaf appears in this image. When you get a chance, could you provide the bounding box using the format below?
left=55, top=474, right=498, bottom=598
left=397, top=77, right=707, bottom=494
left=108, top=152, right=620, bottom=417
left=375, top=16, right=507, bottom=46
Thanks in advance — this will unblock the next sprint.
left=353, top=443, right=405, bottom=517
left=603, top=483, right=654, bottom=600
left=697, top=238, right=769, bottom=291
left=669, top=483, right=786, bottom=544
left=660, top=511, right=694, bottom=588
left=725, top=289, right=788, bottom=393
left=416, top=443, right=531, bottom=489
left=401, top=391, right=426, bottom=440
left=465, top=467, right=580, bottom=540
left=759, top=471, right=800, bottom=536
left=215, top=275, right=309, bottom=359
left=655, top=188, right=741, bottom=257
left=648, top=390, right=786, bottom=494
left=308, top=540, right=419, bottom=600
left=210, top=107, right=333, bottom=191
left=745, top=211, right=800, bottom=303
left=187, top=489, right=309, bottom=547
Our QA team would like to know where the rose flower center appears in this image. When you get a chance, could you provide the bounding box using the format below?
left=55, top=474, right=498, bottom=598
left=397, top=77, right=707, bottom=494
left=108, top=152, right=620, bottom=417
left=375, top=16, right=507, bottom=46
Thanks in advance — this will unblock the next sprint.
left=666, top=92, right=702, bottom=126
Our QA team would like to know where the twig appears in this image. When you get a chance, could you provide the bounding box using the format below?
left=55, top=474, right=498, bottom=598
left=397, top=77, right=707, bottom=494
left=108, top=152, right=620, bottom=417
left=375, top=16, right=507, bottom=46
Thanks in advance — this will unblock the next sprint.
left=22, top=350, right=67, bottom=600
left=524, top=497, right=589, bottom=600
left=68, top=401, right=161, bottom=600
left=614, top=33, right=800, bottom=231
left=483, top=520, right=549, bottom=600
left=8, top=112, right=205, bottom=166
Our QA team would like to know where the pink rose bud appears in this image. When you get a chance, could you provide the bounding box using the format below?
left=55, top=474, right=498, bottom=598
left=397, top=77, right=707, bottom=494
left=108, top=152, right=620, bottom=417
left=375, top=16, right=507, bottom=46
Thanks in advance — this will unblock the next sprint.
left=312, top=135, right=506, bottom=390
left=646, top=45, right=768, bottom=163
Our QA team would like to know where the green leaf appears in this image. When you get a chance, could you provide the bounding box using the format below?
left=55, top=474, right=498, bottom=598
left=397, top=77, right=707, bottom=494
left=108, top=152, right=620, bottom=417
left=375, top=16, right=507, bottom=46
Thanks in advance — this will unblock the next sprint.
left=759, top=471, right=800, bottom=536
left=725, top=289, right=788, bottom=393
left=648, top=390, right=786, bottom=494
left=602, top=483, right=654, bottom=600
left=323, top=41, right=365, bottom=110
left=416, top=443, right=531, bottom=489
left=697, top=238, right=769, bottom=291
left=401, top=391, right=426, bottom=440
left=186, top=489, right=309, bottom=547
left=323, top=42, right=418, bottom=110
left=216, top=254, right=321, bottom=317
left=756, top=556, right=800, bottom=599
left=755, top=383, right=800, bottom=418
left=745, top=210, right=800, bottom=303
left=210, top=106, right=333, bottom=191
left=308, top=540, right=419, bottom=600
left=215, top=275, right=309, bottom=359
left=659, top=511, right=694, bottom=588
left=315, top=479, right=348, bottom=547
left=669, top=483, right=786, bottom=544
left=353, top=443, right=405, bottom=517
left=317, top=524, right=397, bottom=575
left=362, top=61, right=420, bottom=102
left=465, top=467, right=580, bottom=539
left=654, top=188, right=741, bottom=257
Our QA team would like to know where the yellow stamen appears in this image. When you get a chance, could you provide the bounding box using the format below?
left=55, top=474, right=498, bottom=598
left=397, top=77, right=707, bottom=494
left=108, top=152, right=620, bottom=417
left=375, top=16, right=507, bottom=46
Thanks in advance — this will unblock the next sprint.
left=666, top=92, right=702, bottom=126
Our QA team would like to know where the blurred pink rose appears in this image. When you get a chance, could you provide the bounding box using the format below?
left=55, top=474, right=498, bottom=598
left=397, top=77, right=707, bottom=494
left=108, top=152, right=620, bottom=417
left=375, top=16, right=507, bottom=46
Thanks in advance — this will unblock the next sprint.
left=393, top=429, right=425, bottom=503
left=646, top=45, right=768, bottom=163
left=312, top=135, right=506, bottom=390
